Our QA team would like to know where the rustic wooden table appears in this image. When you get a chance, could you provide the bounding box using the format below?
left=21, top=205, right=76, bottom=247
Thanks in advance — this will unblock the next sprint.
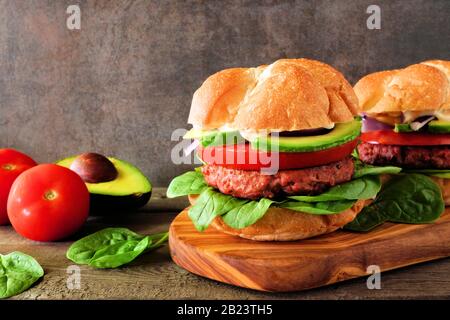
left=1, top=188, right=449, bottom=300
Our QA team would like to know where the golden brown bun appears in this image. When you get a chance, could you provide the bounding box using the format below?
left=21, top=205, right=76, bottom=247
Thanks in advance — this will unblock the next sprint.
left=428, top=176, right=450, bottom=206
left=188, top=195, right=365, bottom=241
left=354, top=60, right=450, bottom=114
left=188, top=59, right=359, bottom=131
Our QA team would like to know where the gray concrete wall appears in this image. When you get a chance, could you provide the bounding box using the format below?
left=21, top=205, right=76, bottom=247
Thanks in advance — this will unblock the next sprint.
left=0, top=0, right=449, bottom=185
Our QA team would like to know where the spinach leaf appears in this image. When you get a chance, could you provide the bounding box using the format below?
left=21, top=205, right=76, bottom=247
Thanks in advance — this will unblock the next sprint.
left=351, top=153, right=402, bottom=178
left=430, top=172, right=450, bottom=179
left=403, top=169, right=450, bottom=179
left=289, top=175, right=381, bottom=202
left=67, top=228, right=168, bottom=268
left=222, top=198, right=274, bottom=229
left=188, top=188, right=248, bottom=231
left=167, top=171, right=207, bottom=198
left=344, top=204, right=387, bottom=232
left=0, top=252, right=44, bottom=299
left=88, top=236, right=150, bottom=269
left=67, top=228, right=144, bottom=264
left=404, top=169, right=450, bottom=174
left=345, top=174, right=445, bottom=232
left=187, top=187, right=275, bottom=231
left=353, top=162, right=402, bottom=179
left=146, top=232, right=170, bottom=250
left=280, top=200, right=356, bottom=214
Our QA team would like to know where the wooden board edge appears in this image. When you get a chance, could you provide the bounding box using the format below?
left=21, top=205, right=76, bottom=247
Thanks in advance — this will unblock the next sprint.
left=169, top=210, right=450, bottom=292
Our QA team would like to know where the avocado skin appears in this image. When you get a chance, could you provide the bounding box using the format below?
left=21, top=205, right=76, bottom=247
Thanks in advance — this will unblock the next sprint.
left=88, top=191, right=151, bottom=215
left=56, top=155, right=152, bottom=215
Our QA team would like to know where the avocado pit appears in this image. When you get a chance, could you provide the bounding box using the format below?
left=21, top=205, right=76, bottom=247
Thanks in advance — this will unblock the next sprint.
left=70, top=152, right=118, bottom=184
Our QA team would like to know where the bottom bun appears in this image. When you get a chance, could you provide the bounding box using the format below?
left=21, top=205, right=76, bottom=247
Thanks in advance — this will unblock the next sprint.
left=188, top=195, right=366, bottom=241
left=428, top=176, right=450, bottom=206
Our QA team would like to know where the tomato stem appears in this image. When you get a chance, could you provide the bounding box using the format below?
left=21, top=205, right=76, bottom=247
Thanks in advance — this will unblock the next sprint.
left=44, top=190, right=57, bottom=201
left=1, top=164, right=15, bottom=171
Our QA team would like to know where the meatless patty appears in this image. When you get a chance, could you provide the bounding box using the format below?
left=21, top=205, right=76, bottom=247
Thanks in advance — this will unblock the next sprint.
left=201, top=157, right=354, bottom=200
left=357, top=142, right=450, bottom=169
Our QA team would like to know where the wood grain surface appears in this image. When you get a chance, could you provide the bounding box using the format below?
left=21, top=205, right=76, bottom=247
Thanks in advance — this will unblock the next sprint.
left=1, top=188, right=450, bottom=299
left=170, top=207, right=450, bottom=292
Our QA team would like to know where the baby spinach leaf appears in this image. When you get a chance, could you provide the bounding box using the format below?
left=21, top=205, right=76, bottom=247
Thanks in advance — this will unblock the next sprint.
left=344, top=204, right=387, bottom=232
left=222, top=198, right=274, bottom=229
left=146, top=232, right=170, bottom=250
left=67, top=228, right=168, bottom=268
left=0, top=252, right=44, bottom=299
left=67, top=227, right=145, bottom=264
left=289, top=175, right=381, bottom=202
left=166, top=171, right=207, bottom=198
left=188, top=188, right=248, bottom=231
left=187, top=187, right=275, bottom=231
left=430, top=172, right=450, bottom=179
left=345, top=174, right=445, bottom=232
left=403, top=169, right=450, bottom=174
left=403, top=169, right=450, bottom=179
left=280, top=200, right=356, bottom=214
left=88, top=236, right=150, bottom=269
left=353, top=162, right=402, bottom=179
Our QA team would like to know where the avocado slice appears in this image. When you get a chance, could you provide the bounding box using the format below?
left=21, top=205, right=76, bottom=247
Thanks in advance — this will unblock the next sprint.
left=394, top=123, right=413, bottom=133
left=57, top=156, right=152, bottom=214
left=428, top=120, right=450, bottom=133
left=184, top=129, right=244, bottom=147
left=251, top=120, right=361, bottom=152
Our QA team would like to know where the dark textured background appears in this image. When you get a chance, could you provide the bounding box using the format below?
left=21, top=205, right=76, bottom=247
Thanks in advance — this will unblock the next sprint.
left=0, top=0, right=449, bottom=186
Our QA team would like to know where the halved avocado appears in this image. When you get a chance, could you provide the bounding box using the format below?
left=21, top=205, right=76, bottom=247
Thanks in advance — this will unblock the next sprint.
left=251, top=120, right=361, bottom=152
left=57, top=155, right=152, bottom=214
left=428, top=120, right=450, bottom=133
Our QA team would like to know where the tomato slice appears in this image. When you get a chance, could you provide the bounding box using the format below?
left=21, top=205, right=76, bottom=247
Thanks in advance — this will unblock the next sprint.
left=197, top=139, right=358, bottom=170
left=361, top=131, right=450, bottom=145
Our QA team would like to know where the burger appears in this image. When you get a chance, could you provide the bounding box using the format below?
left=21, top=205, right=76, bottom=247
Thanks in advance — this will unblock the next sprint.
left=354, top=60, right=450, bottom=205
left=167, top=58, right=445, bottom=240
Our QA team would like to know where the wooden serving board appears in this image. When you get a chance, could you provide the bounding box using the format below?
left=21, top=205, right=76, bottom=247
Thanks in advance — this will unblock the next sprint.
left=169, top=208, right=450, bottom=292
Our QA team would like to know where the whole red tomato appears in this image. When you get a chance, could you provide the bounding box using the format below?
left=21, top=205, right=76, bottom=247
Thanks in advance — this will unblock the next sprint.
left=7, top=164, right=90, bottom=241
left=0, top=149, right=37, bottom=225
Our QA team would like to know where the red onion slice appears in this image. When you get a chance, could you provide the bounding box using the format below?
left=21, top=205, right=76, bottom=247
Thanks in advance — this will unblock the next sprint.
left=410, top=116, right=435, bottom=131
left=183, top=139, right=200, bottom=156
left=361, top=116, right=393, bottom=132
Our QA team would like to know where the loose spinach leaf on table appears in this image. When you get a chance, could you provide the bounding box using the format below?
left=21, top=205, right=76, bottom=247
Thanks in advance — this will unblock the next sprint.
left=67, top=228, right=168, bottom=269
left=289, top=175, right=381, bottom=202
left=166, top=170, right=208, bottom=198
left=345, top=174, right=445, bottom=232
left=0, top=252, right=44, bottom=299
